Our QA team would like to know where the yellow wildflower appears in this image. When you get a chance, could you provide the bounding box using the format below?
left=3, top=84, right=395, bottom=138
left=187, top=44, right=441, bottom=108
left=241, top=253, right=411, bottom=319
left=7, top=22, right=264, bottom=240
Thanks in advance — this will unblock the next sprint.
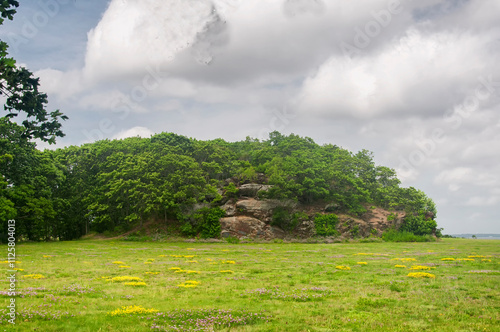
left=401, top=258, right=417, bottom=262
left=22, top=274, right=45, bottom=279
left=407, top=272, right=435, bottom=279
left=409, top=266, right=433, bottom=270
left=335, top=266, right=351, bottom=271
left=123, top=282, right=147, bottom=286
left=108, top=305, right=158, bottom=316
left=111, top=276, right=143, bottom=282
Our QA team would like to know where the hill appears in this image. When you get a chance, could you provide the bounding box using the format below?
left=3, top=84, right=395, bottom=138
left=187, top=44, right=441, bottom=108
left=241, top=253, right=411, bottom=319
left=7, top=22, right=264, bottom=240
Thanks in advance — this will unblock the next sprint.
left=0, top=131, right=439, bottom=241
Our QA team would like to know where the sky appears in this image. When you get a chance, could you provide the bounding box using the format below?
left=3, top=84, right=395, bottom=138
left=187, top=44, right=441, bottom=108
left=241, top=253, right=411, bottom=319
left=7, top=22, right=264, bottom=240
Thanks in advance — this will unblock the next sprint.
left=1, top=0, right=499, bottom=234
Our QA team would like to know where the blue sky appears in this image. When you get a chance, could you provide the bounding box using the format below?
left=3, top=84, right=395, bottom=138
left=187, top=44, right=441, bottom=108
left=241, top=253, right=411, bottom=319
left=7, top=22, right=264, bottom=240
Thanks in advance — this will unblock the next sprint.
left=1, top=0, right=500, bottom=234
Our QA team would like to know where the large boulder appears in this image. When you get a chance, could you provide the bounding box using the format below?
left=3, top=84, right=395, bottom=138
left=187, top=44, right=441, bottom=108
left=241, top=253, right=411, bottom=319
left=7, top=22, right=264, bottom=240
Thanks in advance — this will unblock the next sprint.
left=220, top=216, right=285, bottom=239
left=235, top=198, right=280, bottom=223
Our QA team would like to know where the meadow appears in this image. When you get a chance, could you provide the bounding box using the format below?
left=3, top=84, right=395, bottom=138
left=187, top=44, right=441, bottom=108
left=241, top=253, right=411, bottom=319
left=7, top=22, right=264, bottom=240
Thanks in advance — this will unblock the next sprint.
left=1, top=238, right=499, bottom=331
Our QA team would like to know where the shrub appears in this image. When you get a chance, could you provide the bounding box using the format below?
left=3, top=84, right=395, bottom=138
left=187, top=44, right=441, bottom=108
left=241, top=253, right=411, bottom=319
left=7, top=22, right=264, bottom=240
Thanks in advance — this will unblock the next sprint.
left=314, top=213, right=339, bottom=236
left=182, top=207, right=225, bottom=239
left=271, top=208, right=306, bottom=232
left=223, top=183, right=239, bottom=198
left=400, top=211, right=437, bottom=236
left=200, top=207, right=225, bottom=239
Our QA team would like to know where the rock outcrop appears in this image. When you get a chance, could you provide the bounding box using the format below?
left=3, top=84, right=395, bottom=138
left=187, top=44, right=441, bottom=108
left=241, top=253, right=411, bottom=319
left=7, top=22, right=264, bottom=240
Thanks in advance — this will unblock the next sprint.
left=218, top=184, right=405, bottom=240
left=220, top=216, right=285, bottom=239
left=238, top=183, right=273, bottom=197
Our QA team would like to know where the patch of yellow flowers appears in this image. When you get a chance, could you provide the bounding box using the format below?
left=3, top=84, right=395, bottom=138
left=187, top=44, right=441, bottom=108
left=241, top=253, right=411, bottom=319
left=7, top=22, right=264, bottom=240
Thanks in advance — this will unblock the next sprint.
left=409, top=266, right=434, bottom=270
left=441, top=258, right=455, bottom=261
left=177, top=280, right=200, bottom=288
left=394, top=265, right=407, bottom=268
left=407, top=272, right=435, bottom=279
left=173, top=269, right=200, bottom=274
left=392, top=258, right=417, bottom=262
left=123, top=282, right=147, bottom=286
left=111, top=276, right=143, bottom=283
left=108, top=305, right=158, bottom=316
left=22, top=274, right=45, bottom=279
left=335, top=266, right=351, bottom=271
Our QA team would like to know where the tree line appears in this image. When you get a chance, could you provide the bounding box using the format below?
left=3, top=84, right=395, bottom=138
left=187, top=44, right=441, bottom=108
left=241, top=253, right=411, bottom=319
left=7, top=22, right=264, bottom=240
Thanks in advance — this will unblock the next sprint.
left=1, top=128, right=439, bottom=241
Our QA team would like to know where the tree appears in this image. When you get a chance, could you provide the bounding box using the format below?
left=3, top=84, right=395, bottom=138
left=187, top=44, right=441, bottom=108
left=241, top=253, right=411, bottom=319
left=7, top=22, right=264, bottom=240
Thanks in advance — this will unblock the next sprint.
left=1, top=1, right=67, bottom=144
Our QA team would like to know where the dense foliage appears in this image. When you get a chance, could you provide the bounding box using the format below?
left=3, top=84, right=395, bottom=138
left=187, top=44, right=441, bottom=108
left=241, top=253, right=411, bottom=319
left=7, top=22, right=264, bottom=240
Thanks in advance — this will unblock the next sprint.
left=0, top=1, right=67, bottom=143
left=0, top=1, right=68, bottom=241
left=1, top=130, right=439, bottom=241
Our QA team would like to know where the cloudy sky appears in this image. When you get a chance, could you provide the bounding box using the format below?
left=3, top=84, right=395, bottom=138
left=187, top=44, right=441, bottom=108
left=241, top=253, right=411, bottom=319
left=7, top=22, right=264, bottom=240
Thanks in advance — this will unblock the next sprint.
left=2, top=0, right=499, bottom=234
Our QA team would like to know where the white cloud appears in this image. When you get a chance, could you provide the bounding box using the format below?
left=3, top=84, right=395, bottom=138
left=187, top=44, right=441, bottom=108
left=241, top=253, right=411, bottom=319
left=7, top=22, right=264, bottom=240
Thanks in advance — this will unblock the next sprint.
left=83, top=0, right=220, bottom=82
left=295, top=28, right=498, bottom=119
left=36, top=68, right=84, bottom=100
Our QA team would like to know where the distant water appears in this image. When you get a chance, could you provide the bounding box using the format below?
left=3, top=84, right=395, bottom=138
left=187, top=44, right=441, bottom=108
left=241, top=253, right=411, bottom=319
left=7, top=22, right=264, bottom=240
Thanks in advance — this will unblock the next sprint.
left=450, top=234, right=500, bottom=240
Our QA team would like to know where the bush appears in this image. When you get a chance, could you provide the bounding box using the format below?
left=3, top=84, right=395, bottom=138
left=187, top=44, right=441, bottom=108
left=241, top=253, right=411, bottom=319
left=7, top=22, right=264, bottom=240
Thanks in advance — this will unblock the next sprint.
left=271, top=208, right=306, bottom=232
left=181, top=207, right=225, bottom=238
left=200, top=207, right=225, bottom=239
left=223, top=183, right=239, bottom=198
left=400, top=211, right=437, bottom=236
left=314, top=213, right=339, bottom=236
left=382, top=229, right=436, bottom=242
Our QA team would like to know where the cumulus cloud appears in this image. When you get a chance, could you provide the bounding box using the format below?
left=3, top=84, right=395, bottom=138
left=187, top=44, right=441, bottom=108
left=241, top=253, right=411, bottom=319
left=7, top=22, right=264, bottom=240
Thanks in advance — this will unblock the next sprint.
left=83, top=0, right=225, bottom=82
left=294, top=28, right=499, bottom=119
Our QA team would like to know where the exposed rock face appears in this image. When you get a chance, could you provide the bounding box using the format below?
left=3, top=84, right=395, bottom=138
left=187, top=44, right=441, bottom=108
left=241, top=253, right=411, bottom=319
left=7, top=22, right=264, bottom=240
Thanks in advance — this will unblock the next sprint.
left=219, top=198, right=405, bottom=240
left=221, top=199, right=236, bottom=216
left=292, top=220, right=316, bottom=238
left=361, top=207, right=405, bottom=235
left=238, top=183, right=273, bottom=197
left=235, top=198, right=279, bottom=223
left=220, top=216, right=285, bottom=239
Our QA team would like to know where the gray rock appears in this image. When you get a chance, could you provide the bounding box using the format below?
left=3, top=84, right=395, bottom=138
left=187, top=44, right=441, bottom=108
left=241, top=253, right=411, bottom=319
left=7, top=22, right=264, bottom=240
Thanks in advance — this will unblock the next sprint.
left=238, top=183, right=273, bottom=197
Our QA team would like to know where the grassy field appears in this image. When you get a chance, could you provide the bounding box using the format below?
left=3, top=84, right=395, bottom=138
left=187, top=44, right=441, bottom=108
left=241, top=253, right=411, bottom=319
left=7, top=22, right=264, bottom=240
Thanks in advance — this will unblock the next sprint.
left=1, top=238, right=499, bottom=331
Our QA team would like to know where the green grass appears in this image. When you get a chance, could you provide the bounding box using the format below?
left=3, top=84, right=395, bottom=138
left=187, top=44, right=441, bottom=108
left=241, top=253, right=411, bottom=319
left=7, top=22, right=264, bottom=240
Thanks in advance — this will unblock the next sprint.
left=1, top=239, right=499, bottom=331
